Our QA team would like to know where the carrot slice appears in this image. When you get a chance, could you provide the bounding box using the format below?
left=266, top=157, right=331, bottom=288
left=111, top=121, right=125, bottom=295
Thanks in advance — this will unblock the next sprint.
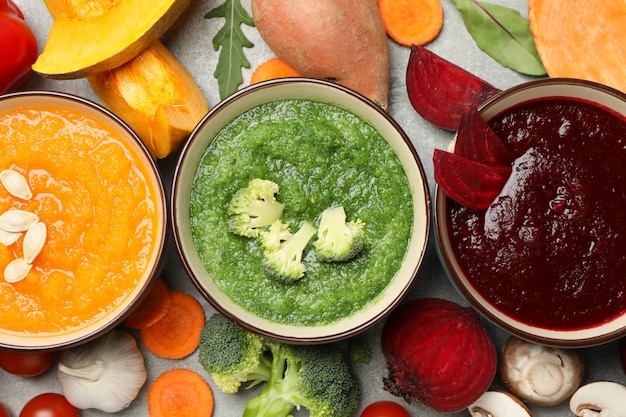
left=148, top=368, right=214, bottom=417
left=140, top=291, right=205, bottom=359
left=529, top=0, right=626, bottom=94
left=250, top=57, right=303, bottom=84
left=377, top=0, right=444, bottom=47
left=124, top=278, right=172, bottom=329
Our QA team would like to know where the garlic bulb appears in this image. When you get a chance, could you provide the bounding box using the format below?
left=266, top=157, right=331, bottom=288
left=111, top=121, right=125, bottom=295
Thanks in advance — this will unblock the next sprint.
left=57, top=330, right=147, bottom=413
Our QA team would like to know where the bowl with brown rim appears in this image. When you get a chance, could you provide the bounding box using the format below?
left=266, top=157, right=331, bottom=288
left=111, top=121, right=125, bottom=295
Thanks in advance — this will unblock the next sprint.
left=435, top=78, right=626, bottom=347
left=172, top=78, right=431, bottom=344
left=0, top=91, right=167, bottom=350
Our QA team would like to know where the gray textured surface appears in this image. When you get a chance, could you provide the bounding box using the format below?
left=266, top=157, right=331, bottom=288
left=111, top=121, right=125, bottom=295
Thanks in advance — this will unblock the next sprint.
left=3, top=1, right=625, bottom=416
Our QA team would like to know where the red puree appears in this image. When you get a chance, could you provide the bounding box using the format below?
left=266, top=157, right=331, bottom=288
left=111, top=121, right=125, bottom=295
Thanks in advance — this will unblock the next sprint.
left=448, top=98, right=626, bottom=330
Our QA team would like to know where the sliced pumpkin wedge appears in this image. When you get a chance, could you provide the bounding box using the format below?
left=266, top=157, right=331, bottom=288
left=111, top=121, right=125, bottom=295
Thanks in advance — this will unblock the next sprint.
left=529, top=0, right=626, bottom=94
left=88, top=41, right=209, bottom=159
left=33, top=0, right=191, bottom=79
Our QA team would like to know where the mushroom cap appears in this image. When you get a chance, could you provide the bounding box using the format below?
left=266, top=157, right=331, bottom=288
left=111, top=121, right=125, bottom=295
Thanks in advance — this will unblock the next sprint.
left=469, top=391, right=533, bottom=417
left=499, top=336, right=584, bottom=406
left=570, top=381, right=626, bottom=417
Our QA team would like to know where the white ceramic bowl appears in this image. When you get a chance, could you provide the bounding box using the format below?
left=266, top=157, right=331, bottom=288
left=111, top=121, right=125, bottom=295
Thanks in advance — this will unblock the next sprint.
left=172, top=78, right=430, bottom=343
left=435, top=78, right=626, bottom=347
left=0, top=91, right=167, bottom=350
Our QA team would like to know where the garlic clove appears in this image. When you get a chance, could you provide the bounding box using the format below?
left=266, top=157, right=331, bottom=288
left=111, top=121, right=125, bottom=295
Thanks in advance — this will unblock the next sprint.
left=58, top=330, right=147, bottom=413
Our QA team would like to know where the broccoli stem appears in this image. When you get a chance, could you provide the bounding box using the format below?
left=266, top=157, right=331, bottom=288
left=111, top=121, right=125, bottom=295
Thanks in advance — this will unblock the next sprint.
left=242, top=349, right=299, bottom=417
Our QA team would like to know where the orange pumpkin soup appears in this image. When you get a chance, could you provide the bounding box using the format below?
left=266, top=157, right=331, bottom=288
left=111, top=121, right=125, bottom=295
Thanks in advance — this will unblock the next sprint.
left=0, top=105, right=161, bottom=335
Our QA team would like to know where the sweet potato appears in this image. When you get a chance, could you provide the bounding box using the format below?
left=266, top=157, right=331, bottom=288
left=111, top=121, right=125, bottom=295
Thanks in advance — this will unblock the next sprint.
left=251, top=0, right=391, bottom=110
left=529, top=0, right=626, bottom=94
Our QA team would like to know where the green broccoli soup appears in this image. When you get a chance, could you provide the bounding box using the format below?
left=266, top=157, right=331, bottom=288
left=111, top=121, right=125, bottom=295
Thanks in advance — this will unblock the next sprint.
left=189, top=99, right=413, bottom=326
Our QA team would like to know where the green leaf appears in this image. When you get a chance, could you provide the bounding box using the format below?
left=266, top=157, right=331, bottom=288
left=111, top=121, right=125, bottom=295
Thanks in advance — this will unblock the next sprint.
left=205, top=0, right=255, bottom=99
left=452, top=0, right=546, bottom=76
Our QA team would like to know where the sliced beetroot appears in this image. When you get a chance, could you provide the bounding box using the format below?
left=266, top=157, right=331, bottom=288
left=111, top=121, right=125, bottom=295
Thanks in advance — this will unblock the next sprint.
left=455, top=108, right=515, bottom=165
left=433, top=149, right=511, bottom=210
left=406, top=45, right=501, bottom=131
left=381, top=298, right=497, bottom=413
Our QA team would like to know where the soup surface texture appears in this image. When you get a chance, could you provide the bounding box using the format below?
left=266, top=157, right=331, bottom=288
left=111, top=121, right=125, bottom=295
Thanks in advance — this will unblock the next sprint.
left=190, top=99, right=414, bottom=326
left=448, top=98, right=626, bottom=330
left=0, top=105, right=161, bottom=336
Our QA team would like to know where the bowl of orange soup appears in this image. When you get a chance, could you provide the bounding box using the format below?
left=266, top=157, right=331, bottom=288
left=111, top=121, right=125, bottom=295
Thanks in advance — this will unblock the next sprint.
left=0, top=91, right=167, bottom=350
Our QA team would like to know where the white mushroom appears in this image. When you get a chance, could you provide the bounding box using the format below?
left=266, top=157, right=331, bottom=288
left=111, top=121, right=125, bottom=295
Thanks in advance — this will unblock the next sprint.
left=468, top=391, right=533, bottom=417
left=569, top=381, right=626, bottom=417
left=499, top=336, right=584, bottom=406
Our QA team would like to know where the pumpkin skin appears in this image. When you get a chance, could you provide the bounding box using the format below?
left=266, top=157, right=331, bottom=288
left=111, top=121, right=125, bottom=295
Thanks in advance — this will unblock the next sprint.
left=33, top=0, right=191, bottom=79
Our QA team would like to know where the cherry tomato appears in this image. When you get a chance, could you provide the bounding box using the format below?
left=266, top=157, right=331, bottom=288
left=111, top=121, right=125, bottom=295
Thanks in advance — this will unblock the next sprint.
left=0, top=349, right=56, bottom=377
left=19, top=393, right=78, bottom=417
left=0, top=403, right=10, bottom=417
left=361, top=401, right=410, bottom=417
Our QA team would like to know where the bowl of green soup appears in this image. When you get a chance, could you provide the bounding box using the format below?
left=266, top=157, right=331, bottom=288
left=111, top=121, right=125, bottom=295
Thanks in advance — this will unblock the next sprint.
left=172, top=78, right=430, bottom=343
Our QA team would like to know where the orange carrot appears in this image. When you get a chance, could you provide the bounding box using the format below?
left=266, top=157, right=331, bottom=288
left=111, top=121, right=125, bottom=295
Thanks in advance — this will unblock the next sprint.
left=140, top=291, right=205, bottom=359
left=377, top=0, right=443, bottom=47
left=250, top=57, right=303, bottom=84
left=148, top=368, right=214, bottom=417
left=124, top=278, right=172, bottom=329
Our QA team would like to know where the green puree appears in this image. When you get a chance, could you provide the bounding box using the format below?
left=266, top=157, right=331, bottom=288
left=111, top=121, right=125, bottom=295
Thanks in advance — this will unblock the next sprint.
left=190, top=99, right=413, bottom=326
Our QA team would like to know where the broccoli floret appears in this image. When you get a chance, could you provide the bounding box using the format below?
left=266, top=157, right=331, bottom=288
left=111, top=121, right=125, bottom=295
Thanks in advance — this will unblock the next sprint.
left=259, top=220, right=316, bottom=283
left=197, top=314, right=271, bottom=393
left=315, top=205, right=365, bottom=262
left=227, top=179, right=285, bottom=238
left=243, top=342, right=360, bottom=417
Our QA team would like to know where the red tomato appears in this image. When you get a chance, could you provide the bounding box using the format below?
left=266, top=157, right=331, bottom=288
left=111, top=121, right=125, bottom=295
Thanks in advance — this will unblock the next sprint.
left=361, top=401, right=411, bottom=417
left=0, top=403, right=10, bottom=417
left=19, top=393, right=78, bottom=417
left=0, top=349, right=56, bottom=377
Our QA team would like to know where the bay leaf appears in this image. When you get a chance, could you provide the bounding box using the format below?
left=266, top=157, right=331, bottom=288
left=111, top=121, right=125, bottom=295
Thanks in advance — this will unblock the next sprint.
left=452, top=0, right=547, bottom=76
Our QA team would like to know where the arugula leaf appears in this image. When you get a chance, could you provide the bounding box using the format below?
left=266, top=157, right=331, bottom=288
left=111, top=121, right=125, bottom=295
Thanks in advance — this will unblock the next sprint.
left=205, top=0, right=255, bottom=99
left=452, top=0, right=546, bottom=76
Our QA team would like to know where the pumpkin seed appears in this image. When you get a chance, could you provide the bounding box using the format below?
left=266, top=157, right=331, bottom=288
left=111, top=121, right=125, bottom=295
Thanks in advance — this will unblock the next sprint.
left=0, top=210, right=39, bottom=233
left=0, top=228, right=21, bottom=246
left=0, top=169, right=32, bottom=200
left=4, top=258, right=31, bottom=283
left=23, top=222, right=46, bottom=264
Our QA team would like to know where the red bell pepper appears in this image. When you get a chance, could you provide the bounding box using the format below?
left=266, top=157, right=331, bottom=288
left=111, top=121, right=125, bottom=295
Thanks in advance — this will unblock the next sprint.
left=0, top=0, right=38, bottom=94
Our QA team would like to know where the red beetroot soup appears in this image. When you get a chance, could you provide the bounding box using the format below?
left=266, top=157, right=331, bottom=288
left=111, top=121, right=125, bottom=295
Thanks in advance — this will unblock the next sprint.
left=447, top=97, right=626, bottom=330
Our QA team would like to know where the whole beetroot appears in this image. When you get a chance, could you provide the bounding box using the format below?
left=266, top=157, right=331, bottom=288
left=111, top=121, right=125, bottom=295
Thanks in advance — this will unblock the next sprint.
left=381, top=298, right=497, bottom=413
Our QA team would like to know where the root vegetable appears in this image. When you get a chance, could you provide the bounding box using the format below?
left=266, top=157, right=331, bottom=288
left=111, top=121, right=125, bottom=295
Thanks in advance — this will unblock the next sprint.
left=251, top=0, right=391, bottom=110
left=381, top=298, right=497, bottom=413
left=406, top=45, right=501, bottom=131
left=529, top=0, right=626, bottom=94
left=250, top=57, right=302, bottom=84
left=377, top=0, right=444, bottom=47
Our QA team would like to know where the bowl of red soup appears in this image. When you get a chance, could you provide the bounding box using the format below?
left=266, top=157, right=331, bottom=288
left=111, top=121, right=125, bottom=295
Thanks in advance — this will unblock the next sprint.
left=172, top=78, right=430, bottom=343
left=0, top=91, right=167, bottom=350
left=435, top=78, right=626, bottom=347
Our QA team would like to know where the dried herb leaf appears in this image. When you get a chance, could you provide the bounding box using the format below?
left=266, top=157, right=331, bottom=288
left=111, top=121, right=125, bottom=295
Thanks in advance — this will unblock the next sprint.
left=205, top=0, right=255, bottom=99
left=452, top=0, right=546, bottom=76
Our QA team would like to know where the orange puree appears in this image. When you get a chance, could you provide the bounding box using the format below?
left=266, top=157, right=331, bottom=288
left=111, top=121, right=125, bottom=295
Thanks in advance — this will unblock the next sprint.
left=0, top=105, right=161, bottom=335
